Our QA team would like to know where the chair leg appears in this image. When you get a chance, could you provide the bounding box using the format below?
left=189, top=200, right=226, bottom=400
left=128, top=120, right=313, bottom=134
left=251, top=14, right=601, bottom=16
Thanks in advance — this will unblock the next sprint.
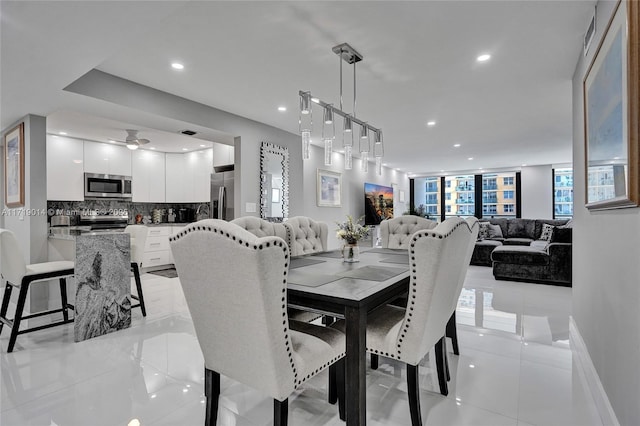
left=434, top=337, right=449, bottom=396
left=371, top=353, right=379, bottom=370
left=407, top=364, right=423, bottom=426
left=59, top=278, right=69, bottom=322
left=336, top=358, right=346, bottom=421
left=446, top=311, right=459, bottom=355
left=7, top=282, right=29, bottom=353
left=204, top=368, right=220, bottom=426
left=274, top=398, right=288, bottom=426
left=0, top=283, right=13, bottom=335
left=131, top=263, right=147, bottom=317
left=328, top=363, right=337, bottom=404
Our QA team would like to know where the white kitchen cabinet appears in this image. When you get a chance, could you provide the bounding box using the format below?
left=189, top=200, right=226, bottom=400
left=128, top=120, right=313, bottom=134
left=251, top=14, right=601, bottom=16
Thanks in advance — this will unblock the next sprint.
left=132, top=150, right=165, bottom=202
left=165, top=149, right=212, bottom=202
left=141, top=225, right=185, bottom=268
left=83, top=141, right=132, bottom=176
left=212, top=142, right=234, bottom=168
left=46, top=135, right=85, bottom=201
left=165, top=153, right=186, bottom=202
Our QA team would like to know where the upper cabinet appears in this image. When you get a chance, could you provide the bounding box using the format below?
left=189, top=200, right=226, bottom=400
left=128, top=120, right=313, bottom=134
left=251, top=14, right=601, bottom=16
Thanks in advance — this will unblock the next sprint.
left=166, top=149, right=212, bottom=202
left=47, top=135, right=85, bottom=201
left=132, top=150, right=165, bottom=202
left=212, top=143, right=234, bottom=168
left=83, top=142, right=132, bottom=176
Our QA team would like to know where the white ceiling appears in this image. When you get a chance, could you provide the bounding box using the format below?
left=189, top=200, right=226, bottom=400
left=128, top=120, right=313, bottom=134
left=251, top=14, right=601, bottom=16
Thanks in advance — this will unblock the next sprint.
left=1, top=0, right=595, bottom=174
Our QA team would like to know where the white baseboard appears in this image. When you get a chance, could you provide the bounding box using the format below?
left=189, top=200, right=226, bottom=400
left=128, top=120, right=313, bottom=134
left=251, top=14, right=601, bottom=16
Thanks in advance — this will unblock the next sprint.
left=570, top=317, right=620, bottom=426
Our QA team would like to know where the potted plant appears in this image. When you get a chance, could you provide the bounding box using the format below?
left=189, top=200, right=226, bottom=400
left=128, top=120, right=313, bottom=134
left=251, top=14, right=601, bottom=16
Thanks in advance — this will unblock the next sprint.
left=336, top=215, right=370, bottom=262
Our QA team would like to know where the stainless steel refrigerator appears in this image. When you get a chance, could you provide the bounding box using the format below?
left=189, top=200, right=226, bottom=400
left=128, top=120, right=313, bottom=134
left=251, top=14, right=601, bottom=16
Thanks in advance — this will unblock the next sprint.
left=210, top=165, right=235, bottom=220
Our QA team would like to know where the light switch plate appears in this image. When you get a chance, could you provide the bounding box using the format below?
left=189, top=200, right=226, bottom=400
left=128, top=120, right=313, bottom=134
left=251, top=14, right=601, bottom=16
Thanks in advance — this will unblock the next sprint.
left=246, top=203, right=256, bottom=213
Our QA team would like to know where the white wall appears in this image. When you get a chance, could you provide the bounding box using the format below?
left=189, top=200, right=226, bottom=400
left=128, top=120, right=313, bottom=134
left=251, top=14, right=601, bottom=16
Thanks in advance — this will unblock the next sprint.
left=1, top=114, right=50, bottom=311
left=521, top=165, right=553, bottom=219
left=302, top=145, right=409, bottom=250
left=572, top=1, right=639, bottom=424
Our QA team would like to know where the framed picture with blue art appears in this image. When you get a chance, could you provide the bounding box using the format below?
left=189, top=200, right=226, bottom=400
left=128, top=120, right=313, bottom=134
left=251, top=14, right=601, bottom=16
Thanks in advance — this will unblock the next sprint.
left=317, top=169, right=341, bottom=207
left=583, top=0, right=639, bottom=210
left=4, top=123, right=25, bottom=208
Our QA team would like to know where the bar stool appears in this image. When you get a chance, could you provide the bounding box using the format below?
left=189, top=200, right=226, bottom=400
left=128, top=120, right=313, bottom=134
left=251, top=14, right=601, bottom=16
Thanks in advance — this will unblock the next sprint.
left=124, top=225, right=148, bottom=317
left=0, top=229, right=75, bottom=353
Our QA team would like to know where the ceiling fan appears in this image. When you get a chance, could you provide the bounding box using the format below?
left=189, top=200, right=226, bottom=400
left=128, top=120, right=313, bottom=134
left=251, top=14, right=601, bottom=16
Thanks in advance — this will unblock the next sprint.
left=123, top=129, right=150, bottom=150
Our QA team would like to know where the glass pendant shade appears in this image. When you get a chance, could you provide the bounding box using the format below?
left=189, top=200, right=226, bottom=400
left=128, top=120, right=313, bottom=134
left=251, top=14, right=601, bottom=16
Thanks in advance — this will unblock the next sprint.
left=360, top=124, right=369, bottom=140
left=374, top=130, right=384, bottom=158
left=343, top=115, right=352, bottom=134
left=324, top=139, right=333, bottom=166
left=344, top=145, right=353, bottom=170
left=375, top=157, right=382, bottom=175
left=302, top=131, right=311, bottom=160
left=323, top=105, right=334, bottom=124
left=300, top=92, right=311, bottom=115
left=361, top=151, right=369, bottom=172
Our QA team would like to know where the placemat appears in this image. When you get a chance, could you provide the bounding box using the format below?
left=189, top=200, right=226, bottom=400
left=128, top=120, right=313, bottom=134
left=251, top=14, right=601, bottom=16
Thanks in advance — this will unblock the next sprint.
left=337, top=265, right=408, bottom=282
left=380, top=255, right=410, bottom=264
left=309, top=250, right=344, bottom=259
left=362, top=248, right=408, bottom=255
left=289, top=257, right=326, bottom=269
left=288, top=273, right=342, bottom=287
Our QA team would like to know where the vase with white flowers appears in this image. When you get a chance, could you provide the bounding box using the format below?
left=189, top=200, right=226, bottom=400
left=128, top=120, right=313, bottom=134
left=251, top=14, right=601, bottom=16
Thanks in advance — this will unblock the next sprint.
left=336, top=215, right=370, bottom=263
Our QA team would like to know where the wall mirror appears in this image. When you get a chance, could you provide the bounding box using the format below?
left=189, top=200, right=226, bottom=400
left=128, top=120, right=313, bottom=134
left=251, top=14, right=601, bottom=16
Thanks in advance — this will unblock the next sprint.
left=260, top=142, right=289, bottom=221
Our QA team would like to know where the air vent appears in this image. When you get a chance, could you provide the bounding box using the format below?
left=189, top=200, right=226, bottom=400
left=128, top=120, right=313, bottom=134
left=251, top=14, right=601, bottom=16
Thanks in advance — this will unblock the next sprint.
left=180, top=129, right=197, bottom=136
left=584, top=8, right=596, bottom=56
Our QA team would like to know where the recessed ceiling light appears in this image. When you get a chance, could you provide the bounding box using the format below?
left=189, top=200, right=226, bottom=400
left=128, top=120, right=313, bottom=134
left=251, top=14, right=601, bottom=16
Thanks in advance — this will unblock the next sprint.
left=150, top=147, right=156, bottom=150
left=108, top=139, right=117, bottom=143
left=613, top=157, right=620, bottom=160
left=453, top=144, right=461, bottom=148
left=522, top=163, right=527, bottom=167
left=200, top=144, right=206, bottom=147
left=468, top=157, right=474, bottom=160
left=72, top=159, right=83, bottom=164
left=427, top=121, right=436, bottom=127
left=477, top=54, right=491, bottom=62
left=469, top=364, right=476, bottom=368
left=440, top=170, right=445, bottom=172
left=278, top=106, right=287, bottom=112
left=171, top=62, right=184, bottom=70
left=182, top=148, right=188, bottom=151
left=59, top=131, right=67, bottom=135
left=383, top=163, right=388, bottom=166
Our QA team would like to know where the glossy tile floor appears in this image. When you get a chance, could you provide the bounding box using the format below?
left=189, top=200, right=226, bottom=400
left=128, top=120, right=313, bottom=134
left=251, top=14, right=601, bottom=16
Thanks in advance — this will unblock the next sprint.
left=1, top=266, right=603, bottom=425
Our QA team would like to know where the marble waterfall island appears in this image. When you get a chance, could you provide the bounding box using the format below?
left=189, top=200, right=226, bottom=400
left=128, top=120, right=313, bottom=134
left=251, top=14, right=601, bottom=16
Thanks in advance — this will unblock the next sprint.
left=72, top=233, right=131, bottom=342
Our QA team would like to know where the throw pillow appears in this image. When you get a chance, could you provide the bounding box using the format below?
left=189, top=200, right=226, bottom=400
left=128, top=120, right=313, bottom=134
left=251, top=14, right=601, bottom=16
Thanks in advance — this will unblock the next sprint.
left=487, top=224, right=504, bottom=239
left=539, top=223, right=555, bottom=241
left=550, top=226, right=572, bottom=243
left=478, top=222, right=490, bottom=240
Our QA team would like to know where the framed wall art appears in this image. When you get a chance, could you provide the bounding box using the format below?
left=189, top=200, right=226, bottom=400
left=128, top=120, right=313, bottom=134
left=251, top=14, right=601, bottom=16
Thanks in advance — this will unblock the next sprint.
left=4, top=122, right=25, bottom=208
left=583, top=0, right=639, bottom=210
left=317, top=169, right=341, bottom=207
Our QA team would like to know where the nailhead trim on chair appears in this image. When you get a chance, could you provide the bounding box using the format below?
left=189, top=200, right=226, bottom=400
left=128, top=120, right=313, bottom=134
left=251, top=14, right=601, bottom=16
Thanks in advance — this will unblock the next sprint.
left=171, top=223, right=301, bottom=390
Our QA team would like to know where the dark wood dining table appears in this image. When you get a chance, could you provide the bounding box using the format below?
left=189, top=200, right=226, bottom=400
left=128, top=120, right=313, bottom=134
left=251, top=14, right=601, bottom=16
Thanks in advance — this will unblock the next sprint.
left=287, top=247, right=410, bottom=426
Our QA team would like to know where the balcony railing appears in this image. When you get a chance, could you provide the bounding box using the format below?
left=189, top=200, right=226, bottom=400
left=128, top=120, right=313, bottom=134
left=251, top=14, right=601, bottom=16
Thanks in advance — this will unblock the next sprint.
left=455, top=186, right=474, bottom=192
left=482, top=185, right=498, bottom=190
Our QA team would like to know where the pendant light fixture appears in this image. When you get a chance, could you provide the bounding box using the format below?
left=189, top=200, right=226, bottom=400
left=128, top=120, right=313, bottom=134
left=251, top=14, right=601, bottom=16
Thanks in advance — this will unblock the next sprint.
left=374, top=130, right=384, bottom=176
left=299, top=43, right=384, bottom=171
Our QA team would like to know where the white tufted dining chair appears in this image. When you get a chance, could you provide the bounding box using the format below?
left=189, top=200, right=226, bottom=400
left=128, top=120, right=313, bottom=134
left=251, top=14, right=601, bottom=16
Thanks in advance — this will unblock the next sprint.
left=124, top=225, right=148, bottom=316
left=0, top=229, right=75, bottom=352
left=231, top=216, right=319, bottom=323
left=170, top=219, right=345, bottom=426
left=379, top=216, right=438, bottom=249
left=283, top=216, right=328, bottom=256
left=331, top=217, right=476, bottom=426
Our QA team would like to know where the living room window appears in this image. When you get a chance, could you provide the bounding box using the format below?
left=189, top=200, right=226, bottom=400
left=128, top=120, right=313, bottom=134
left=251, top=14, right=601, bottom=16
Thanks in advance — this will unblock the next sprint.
left=553, top=168, right=573, bottom=218
left=482, top=172, right=517, bottom=217
left=444, top=174, right=475, bottom=217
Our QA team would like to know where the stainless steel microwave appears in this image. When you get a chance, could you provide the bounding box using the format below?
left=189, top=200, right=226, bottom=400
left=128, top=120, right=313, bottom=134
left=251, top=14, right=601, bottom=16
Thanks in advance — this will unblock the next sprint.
left=84, top=173, right=132, bottom=199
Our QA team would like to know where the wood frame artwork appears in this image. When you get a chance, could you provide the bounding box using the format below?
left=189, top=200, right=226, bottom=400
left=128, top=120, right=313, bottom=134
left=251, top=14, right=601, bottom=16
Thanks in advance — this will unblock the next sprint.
left=4, top=123, right=25, bottom=208
left=583, top=0, right=639, bottom=210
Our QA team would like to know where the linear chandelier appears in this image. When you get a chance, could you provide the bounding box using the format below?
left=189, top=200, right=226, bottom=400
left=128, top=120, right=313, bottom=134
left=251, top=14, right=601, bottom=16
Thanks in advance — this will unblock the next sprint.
left=299, top=43, right=385, bottom=175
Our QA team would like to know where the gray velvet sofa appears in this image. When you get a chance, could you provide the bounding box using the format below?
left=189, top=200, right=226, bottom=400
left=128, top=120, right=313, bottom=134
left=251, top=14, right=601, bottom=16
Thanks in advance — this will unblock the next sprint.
left=470, top=218, right=572, bottom=286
